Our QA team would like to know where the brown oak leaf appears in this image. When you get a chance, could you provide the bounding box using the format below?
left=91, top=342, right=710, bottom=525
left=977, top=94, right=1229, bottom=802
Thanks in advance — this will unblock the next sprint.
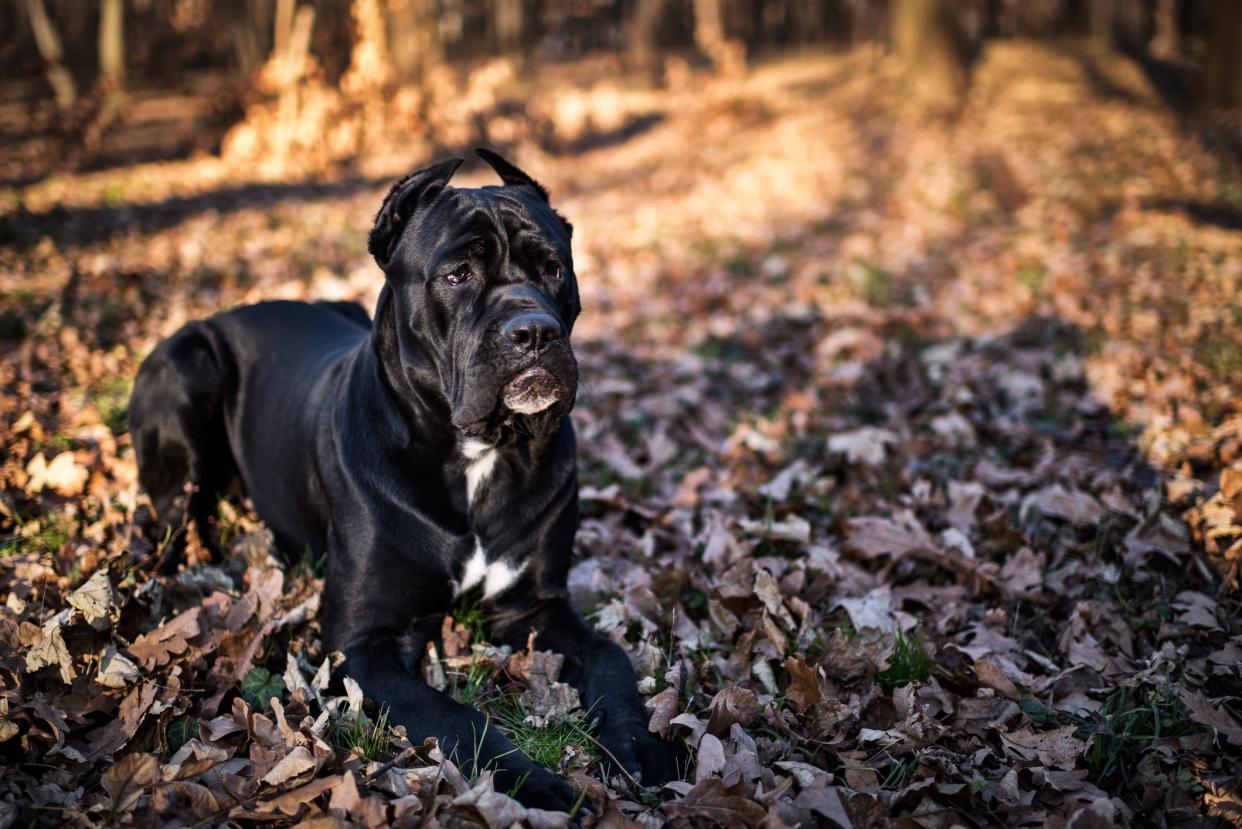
left=127, top=607, right=201, bottom=670
left=664, top=778, right=766, bottom=829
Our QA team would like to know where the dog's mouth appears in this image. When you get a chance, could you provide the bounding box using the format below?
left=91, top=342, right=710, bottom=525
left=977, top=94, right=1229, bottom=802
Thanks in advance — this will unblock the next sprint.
left=452, top=351, right=578, bottom=438
left=500, top=366, right=562, bottom=415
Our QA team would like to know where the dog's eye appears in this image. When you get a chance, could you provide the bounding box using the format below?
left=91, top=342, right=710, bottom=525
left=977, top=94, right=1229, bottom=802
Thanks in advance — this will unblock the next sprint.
left=544, top=263, right=562, bottom=281
left=445, top=265, right=472, bottom=286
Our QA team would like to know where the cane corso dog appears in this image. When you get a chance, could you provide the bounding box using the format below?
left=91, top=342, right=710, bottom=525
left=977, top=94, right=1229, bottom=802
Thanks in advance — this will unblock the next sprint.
left=128, top=150, right=678, bottom=810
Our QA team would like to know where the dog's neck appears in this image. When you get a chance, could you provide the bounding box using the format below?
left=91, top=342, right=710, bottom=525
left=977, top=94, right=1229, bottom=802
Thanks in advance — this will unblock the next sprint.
left=368, top=284, right=460, bottom=454
left=357, top=285, right=576, bottom=592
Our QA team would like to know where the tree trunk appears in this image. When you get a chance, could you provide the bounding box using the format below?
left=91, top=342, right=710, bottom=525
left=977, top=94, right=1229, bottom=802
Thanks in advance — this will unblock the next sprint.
left=86, top=0, right=128, bottom=146
left=627, top=0, right=665, bottom=83
left=99, top=0, right=125, bottom=90
left=849, top=0, right=883, bottom=46
left=693, top=0, right=726, bottom=69
left=231, top=0, right=275, bottom=77
left=894, top=0, right=970, bottom=107
left=23, top=0, right=77, bottom=115
left=1112, top=0, right=1150, bottom=52
left=1086, top=0, right=1146, bottom=48
left=1149, top=0, right=1179, bottom=59
left=1203, top=0, right=1242, bottom=109
left=98, top=0, right=126, bottom=128
left=789, top=0, right=827, bottom=46
left=493, top=0, right=533, bottom=74
left=388, top=0, right=441, bottom=83
left=1087, top=0, right=1113, bottom=39
left=494, top=0, right=523, bottom=54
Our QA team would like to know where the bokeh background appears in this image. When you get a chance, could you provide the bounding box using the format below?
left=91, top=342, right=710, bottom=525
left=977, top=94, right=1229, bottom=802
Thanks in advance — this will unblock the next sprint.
left=2, top=2, right=1242, bottom=827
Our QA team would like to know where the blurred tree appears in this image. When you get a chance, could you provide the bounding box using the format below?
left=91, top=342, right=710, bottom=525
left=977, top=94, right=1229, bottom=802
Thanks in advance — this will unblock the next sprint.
left=696, top=0, right=748, bottom=74
left=13, top=0, right=1242, bottom=160
left=850, top=0, right=888, bottom=45
left=1087, top=0, right=1116, bottom=39
left=493, top=0, right=526, bottom=58
left=1149, top=0, right=1181, bottom=59
left=627, top=0, right=665, bottom=82
left=894, top=0, right=970, bottom=107
left=99, top=0, right=124, bottom=88
left=98, top=0, right=125, bottom=116
left=1202, top=0, right=1242, bottom=108
left=1112, top=0, right=1153, bottom=52
left=388, top=0, right=442, bottom=84
left=693, top=0, right=727, bottom=71
left=23, top=0, right=76, bottom=115
left=789, top=0, right=832, bottom=47
left=230, top=0, right=276, bottom=77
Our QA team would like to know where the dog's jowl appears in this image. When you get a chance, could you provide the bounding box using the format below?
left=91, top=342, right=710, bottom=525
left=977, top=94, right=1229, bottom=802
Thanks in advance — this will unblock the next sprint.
left=128, top=150, right=679, bottom=810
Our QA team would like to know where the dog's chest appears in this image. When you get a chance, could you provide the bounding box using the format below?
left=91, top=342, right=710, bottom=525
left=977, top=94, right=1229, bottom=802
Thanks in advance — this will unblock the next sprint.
left=455, top=439, right=524, bottom=598
left=461, top=438, right=498, bottom=503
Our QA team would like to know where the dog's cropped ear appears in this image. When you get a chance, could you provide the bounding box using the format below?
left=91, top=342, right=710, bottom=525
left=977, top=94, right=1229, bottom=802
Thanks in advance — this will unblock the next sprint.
left=369, top=157, right=464, bottom=266
left=476, top=148, right=550, bottom=203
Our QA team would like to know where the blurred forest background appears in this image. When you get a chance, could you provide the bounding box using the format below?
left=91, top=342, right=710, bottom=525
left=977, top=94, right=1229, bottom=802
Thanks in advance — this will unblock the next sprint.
left=3, top=1, right=1242, bottom=828
left=2, top=0, right=1242, bottom=182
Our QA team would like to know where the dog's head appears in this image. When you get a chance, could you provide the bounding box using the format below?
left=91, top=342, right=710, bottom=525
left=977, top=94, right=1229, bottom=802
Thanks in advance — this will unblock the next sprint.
left=368, top=150, right=580, bottom=440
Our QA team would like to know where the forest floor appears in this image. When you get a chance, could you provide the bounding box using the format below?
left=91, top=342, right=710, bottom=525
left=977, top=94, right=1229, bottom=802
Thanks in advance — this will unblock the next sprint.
left=1, top=40, right=1242, bottom=828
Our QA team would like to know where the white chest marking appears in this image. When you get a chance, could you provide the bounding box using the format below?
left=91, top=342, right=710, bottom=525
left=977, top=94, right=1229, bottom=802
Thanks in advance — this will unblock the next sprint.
left=461, top=439, right=497, bottom=504
left=458, top=539, right=526, bottom=598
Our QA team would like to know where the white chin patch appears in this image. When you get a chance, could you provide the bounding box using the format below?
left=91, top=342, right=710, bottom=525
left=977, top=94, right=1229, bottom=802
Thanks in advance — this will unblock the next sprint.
left=501, top=368, right=561, bottom=414
left=504, top=389, right=560, bottom=414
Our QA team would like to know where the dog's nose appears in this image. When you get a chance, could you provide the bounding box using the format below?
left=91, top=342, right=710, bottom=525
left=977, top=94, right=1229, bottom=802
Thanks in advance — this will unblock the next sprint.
left=502, top=313, right=562, bottom=353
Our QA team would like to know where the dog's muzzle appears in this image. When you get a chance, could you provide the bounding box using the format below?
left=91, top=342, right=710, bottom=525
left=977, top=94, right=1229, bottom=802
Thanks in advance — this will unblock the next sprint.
left=501, top=367, right=562, bottom=414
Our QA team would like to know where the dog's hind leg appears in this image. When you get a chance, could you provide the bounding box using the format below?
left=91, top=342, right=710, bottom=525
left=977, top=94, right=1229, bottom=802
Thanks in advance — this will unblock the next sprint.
left=129, top=322, right=236, bottom=573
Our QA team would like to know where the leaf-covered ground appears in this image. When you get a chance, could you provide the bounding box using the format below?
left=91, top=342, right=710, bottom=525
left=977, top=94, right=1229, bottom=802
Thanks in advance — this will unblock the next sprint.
left=2, top=42, right=1241, bottom=827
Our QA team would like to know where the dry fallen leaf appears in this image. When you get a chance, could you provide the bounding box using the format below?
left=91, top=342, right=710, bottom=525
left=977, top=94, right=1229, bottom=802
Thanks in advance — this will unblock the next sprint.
left=25, top=451, right=89, bottom=496
left=96, top=645, right=141, bottom=689
left=973, top=657, right=1022, bottom=700
left=1001, top=726, right=1085, bottom=770
left=1181, top=690, right=1242, bottom=747
left=1020, top=484, right=1104, bottom=525
left=261, top=745, right=317, bottom=786
left=706, top=686, right=759, bottom=736
left=101, top=752, right=160, bottom=814
left=664, top=778, right=767, bottom=828
left=127, top=607, right=202, bottom=670
left=783, top=655, right=823, bottom=714
left=835, top=586, right=900, bottom=633
left=26, top=619, right=76, bottom=683
left=843, top=512, right=934, bottom=559
left=827, top=427, right=898, bottom=465
left=0, top=700, right=19, bottom=743
left=452, top=777, right=530, bottom=828
left=646, top=686, right=679, bottom=737
left=68, top=569, right=120, bottom=627
left=695, top=733, right=726, bottom=781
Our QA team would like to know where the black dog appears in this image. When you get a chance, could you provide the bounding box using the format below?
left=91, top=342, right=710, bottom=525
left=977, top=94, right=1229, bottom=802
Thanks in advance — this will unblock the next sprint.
left=128, top=150, right=678, bottom=810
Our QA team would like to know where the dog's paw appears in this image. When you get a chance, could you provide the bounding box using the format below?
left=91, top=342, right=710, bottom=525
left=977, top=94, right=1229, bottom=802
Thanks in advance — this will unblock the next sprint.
left=596, top=713, right=683, bottom=787
left=497, top=764, right=578, bottom=814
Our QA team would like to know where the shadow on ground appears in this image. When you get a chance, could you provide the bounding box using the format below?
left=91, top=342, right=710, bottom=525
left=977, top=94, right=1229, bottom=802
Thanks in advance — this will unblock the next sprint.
left=0, top=176, right=391, bottom=250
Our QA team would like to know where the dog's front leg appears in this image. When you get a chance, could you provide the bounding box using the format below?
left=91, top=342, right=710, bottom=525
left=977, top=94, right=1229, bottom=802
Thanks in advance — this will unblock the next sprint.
left=492, top=597, right=681, bottom=787
left=339, top=642, right=577, bottom=811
